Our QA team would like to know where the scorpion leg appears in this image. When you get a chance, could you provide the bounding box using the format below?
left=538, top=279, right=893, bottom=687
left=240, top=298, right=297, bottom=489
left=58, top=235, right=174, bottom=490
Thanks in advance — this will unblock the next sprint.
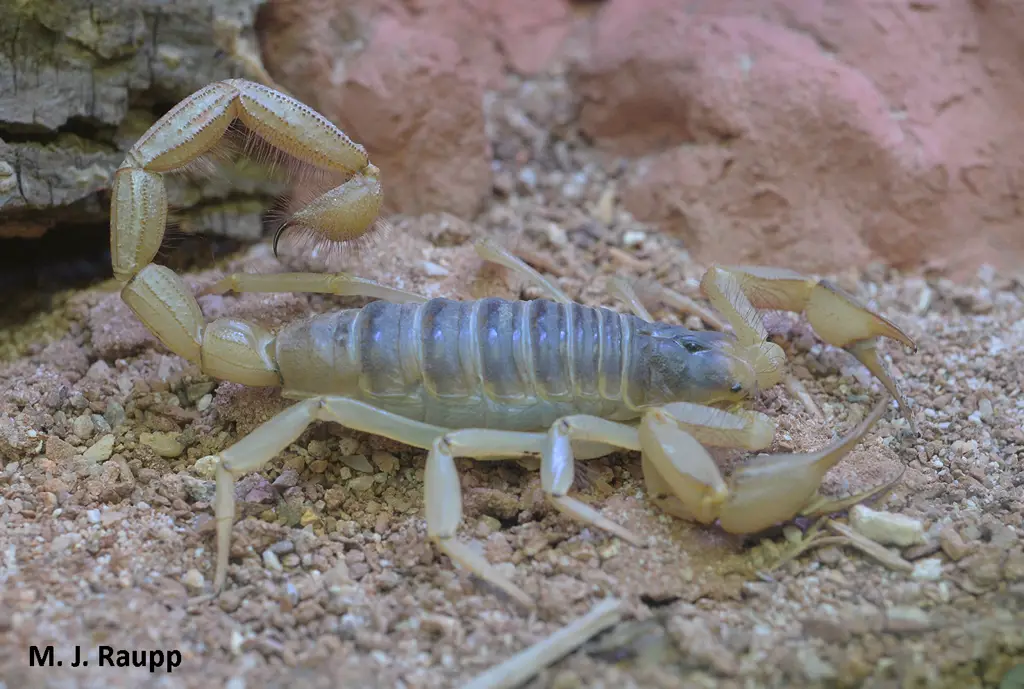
left=211, top=396, right=448, bottom=592
left=606, top=277, right=654, bottom=321
left=702, top=266, right=916, bottom=426
left=200, top=271, right=427, bottom=303
left=474, top=238, right=572, bottom=303
left=608, top=277, right=728, bottom=330
left=427, top=418, right=645, bottom=606
left=638, top=397, right=890, bottom=534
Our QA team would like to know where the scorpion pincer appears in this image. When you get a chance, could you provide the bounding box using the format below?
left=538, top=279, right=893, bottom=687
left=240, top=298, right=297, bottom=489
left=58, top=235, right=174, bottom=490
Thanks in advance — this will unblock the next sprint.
left=109, top=79, right=917, bottom=606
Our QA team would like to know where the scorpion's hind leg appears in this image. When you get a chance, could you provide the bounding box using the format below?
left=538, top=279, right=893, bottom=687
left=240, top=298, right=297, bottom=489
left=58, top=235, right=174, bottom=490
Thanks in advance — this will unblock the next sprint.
left=210, top=396, right=448, bottom=592
left=638, top=397, right=892, bottom=535
left=702, top=266, right=917, bottom=426
left=473, top=238, right=572, bottom=303
left=607, top=277, right=729, bottom=330
left=199, top=270, right=427, bottom=303
left=427, top=418, right=645, bottom=607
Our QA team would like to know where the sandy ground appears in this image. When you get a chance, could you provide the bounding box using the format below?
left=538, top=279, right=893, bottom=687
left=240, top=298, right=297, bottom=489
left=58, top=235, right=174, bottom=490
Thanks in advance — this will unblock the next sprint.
left=1, top=79, right=1023, bottom=689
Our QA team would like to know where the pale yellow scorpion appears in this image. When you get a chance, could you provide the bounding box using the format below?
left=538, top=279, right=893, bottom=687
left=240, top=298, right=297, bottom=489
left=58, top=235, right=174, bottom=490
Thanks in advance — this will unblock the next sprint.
left=110, top=79, right=916, bottom=606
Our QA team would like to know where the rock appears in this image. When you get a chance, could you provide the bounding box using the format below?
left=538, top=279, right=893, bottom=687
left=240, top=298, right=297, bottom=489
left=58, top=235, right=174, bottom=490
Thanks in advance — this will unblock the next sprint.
left=103, top=401, right=126, bottom=430
left=259, top=3, right=493, bottom=221
left=182, top=568, right=205, bottom=593
left=263, top=549, right=283, bottom=571
left=0, top=0, right=281, bottom=254
left=72, top=413, right=95, bottom=440
left=45, top=436, right=77, bottom=464
left=884, top=606, right=932, bottom=634
left=342, top=455, right=374, bottom=474
left=348, top=475, right=376, bottom=492
left=568, top=0, right=1024, bottom=278
left=911, top=557, right=944, bottom=581
left=939, top=527, right=975, bottom=561
left=849, top=504, right=925, bottom=547
left=82, top=434, right=114, bottom=463
left=140, top=432, right=185, bottom=458
left=371, top=451, right=398, bottom=475
left=192, top=455, right=218, bottom=480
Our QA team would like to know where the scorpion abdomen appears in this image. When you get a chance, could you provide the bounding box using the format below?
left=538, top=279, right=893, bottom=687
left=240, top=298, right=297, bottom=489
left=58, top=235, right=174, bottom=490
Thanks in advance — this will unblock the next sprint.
left=275, top=298, right=646, bottom=430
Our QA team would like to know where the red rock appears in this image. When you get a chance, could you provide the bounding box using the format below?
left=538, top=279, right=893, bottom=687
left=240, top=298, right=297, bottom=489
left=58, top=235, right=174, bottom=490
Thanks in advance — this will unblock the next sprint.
left=258, top=0, right=574, bottom=223
left=570, top=0, right=1024, bottom=277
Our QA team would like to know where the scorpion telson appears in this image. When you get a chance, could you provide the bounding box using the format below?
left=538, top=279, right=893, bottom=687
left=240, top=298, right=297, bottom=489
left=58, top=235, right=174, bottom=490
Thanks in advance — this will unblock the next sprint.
left=110, top=79, right=918, bottom=606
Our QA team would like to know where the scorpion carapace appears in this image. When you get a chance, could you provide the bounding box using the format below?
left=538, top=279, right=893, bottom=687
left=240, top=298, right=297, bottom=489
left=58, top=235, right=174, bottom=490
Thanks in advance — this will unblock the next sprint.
left=110, top=79, right=917, bottom=607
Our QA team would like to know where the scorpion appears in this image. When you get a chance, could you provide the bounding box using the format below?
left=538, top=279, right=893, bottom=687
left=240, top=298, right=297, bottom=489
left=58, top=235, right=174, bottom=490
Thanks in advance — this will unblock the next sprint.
left=109, top=79, right=916, bottom=607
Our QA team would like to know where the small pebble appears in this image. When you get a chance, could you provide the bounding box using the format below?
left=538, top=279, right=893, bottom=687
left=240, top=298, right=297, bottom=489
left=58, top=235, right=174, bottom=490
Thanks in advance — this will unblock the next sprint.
left=783, top=525, right=803, bottom=545
left=421, top=261, right=449, bottom=277
left=141, top=431, right=185, bottom=458
left=197, top=394, right=213, bottom=412
left=849, top=504, right=924, bottom=547
left=182, top=568, right=205, bottom=592
left=342, top=454, right=374, bottom=473
left=622, top=230, right=646, bottom=247
left=92, top=414, right=111, bottom=434
left=349, top=475, right=375, bottom=492
left=83, top=434, right=114, bottom=463
left=884, top=606, right=932, bottom=634
left=72, top=414, right=95, bottom=440
left=86, top=509, right=101, bottom=524
left=372, top=451, right=398, bottom=474
left=263, top=549, right=283, bottom=571
left=911, top=557, right=943, bottom=580
left=978, top=398, right=993, bottom=419
left=193, top=455, right=218, bottom=480
left=939, top=527, right=975, bottom=561
left=104, top=401, right=126, bottom=429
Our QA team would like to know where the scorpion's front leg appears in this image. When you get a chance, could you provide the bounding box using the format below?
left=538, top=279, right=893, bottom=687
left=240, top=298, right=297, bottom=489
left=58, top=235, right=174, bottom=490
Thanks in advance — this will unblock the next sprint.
left=638, top=397, right=894, bottom=533
left=427, top=418, right=645, bottom=606
left=112, top=79, right=383, bottom=364
left=702, top=266, right=917, bottom=425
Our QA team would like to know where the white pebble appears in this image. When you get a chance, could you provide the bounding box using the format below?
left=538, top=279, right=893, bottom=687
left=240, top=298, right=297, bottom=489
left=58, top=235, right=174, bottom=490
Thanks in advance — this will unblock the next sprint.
left=911, top=557, right=943, bottom=580
left=622, top=230, right=647, bottom=247
left=182, top=568, right=205, bottom=592
left=86, top=509, right=101, bottom=524
left=197, top=393, right=213, bottom=412
left=421, top=261, right=449, bottom=277
left=978, top=398, right=993, bottom=419
left=263, top=549, right=283, bottom=571
left=849, top=504, right=924, bottom=547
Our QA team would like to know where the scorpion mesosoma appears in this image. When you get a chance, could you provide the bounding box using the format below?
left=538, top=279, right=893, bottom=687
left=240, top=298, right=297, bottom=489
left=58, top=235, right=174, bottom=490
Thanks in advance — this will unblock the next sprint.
left=110, top=79, right=917, bottom=606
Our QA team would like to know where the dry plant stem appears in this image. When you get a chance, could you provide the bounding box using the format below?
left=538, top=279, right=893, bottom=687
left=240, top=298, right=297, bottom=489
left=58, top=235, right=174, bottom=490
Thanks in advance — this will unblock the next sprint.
left=826, top=519, right=914, bottom=573
left=461, top=598, right=627, bottom=689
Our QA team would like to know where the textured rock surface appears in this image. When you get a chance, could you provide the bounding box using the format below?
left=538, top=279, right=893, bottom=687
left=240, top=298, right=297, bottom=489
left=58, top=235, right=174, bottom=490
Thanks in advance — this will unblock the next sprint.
left=257, top=0, right=578, bottom=220
left=570, top=0, right=1024, bottom=277
left=0, top=0, right=281, bottom=241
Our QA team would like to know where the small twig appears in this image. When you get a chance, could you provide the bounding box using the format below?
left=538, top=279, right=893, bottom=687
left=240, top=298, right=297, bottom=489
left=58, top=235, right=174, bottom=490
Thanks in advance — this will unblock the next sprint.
left=461, top=598, right=626, bottom=689
left=826, top=519, right=914, bottom=573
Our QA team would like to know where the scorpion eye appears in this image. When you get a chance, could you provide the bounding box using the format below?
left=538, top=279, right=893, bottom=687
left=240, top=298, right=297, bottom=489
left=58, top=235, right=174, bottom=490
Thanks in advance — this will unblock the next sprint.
left=680, top=339, right=707, bottom=353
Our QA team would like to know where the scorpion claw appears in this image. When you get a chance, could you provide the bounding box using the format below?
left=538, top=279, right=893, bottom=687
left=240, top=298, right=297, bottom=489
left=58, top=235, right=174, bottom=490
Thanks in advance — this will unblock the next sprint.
left=702, top=266, right=916, bottom=427
left=639, top=397, right=889, bottom=535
